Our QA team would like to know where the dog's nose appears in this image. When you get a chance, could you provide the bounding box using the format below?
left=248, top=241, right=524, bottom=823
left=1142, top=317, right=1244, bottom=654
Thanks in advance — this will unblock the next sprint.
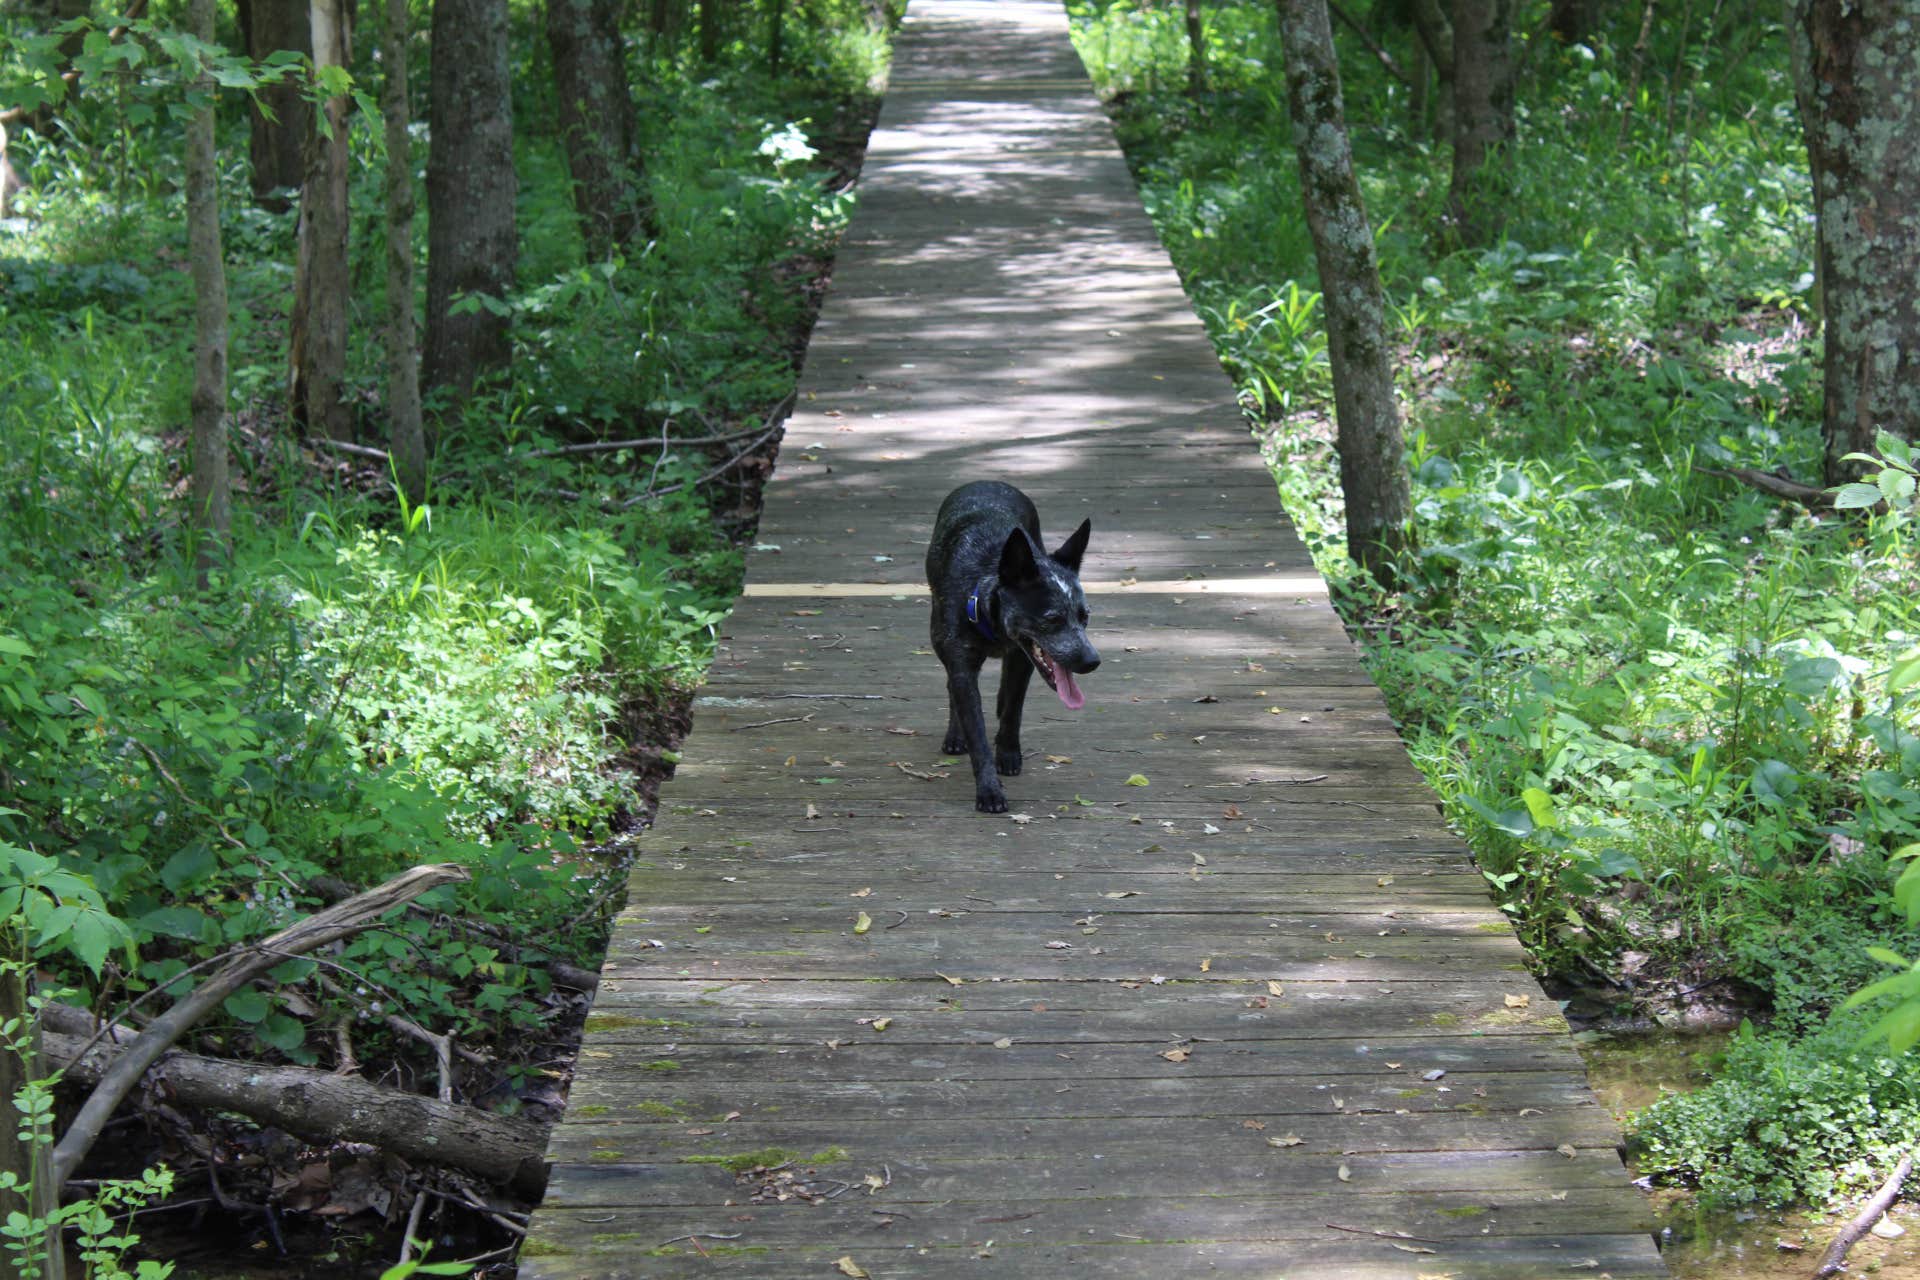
left=1077, top=649, right=1100, bottom=675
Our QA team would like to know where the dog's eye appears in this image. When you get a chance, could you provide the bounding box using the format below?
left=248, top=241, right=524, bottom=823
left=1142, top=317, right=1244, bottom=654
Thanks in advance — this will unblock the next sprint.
left=1042, top=611, right=1065, bottom=627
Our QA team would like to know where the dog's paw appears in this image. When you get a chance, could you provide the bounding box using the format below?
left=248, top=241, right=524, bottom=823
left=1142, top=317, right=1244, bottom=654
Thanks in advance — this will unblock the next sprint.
left=942, top=733, right=967, bottom=755
left=975, top=789, right=1008, bottom=814
left=995, top=749, right=1023, bottom=777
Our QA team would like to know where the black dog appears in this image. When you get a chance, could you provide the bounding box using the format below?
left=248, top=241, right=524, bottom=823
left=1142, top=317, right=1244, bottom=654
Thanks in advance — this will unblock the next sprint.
left=925, top=481, right=1100, bottom=813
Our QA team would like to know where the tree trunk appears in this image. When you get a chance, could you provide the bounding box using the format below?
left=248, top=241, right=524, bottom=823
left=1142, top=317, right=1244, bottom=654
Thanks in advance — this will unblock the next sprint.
left=238, top=0, right=312, bottom=209
left=187, top=0, right=230, bottom=575
left=1446, top=0, right=1514, bottom=245
left=767, top=0, right=786, bottom=74
left=1276, top=0, right=1412, bottom=587
left=0, top=966, right=64, bottom=1280
left=425, top=0, right=517, bottom=407
left=289, top=0, right=353, bottom=442
left=40, top=1019, right=547, bottom=1199
left=382, top=0, right=426, bottom=501
left=547, top=0, right=649, bottom=258
left=0, top=122, right=23, bottom=217
left=1547, top=0, right=1593, bottom=45
left=1185, top=0, right=1208, bottom=95
left=1786, top=0, right=1920, bottom=482
left=1407, top=0, right=1454, bottom=141
left=699, top=0, right=725, bottom=61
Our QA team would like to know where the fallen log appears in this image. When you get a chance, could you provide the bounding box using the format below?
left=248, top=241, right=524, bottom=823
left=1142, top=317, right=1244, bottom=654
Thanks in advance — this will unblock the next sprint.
left=51, top=862, right=471, bottom=1189
left=41, top=1019, right=549, bottom=1200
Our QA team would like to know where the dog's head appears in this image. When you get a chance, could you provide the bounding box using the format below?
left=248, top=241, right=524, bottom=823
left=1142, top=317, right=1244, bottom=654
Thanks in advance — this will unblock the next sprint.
left=997, top=519, right=1099, bottom=709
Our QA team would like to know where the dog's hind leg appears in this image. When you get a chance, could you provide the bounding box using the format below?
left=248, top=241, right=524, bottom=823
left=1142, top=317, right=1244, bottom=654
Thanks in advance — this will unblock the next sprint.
left=993, top=651, right=1033, bottom=776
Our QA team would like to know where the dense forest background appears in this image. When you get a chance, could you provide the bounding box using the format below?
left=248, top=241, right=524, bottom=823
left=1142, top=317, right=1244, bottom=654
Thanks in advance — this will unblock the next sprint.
left=0, top=0, right=1918, bottom=1272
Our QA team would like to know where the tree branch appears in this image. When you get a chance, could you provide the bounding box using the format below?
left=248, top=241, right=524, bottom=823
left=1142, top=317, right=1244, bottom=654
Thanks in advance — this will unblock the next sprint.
left=50, top=862, right=469, bottom=1189
left=1814, top=1149, right=1914, bottom=1278
left=1328, top=0, right=1414, bottom=87
left=1694, top=463, right=1836, bottom=509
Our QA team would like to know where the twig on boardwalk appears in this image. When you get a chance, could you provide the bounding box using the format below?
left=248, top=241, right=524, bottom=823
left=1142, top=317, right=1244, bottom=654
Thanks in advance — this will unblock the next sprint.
left=770, top=693, right=896, bottom=700
left=657, top=1232, right=743, bottom=1248
left=884, top=911, right=909, bottom=930
left=1813, top=1149, right=1914, bottom=1277
left=1201, top=774, right=1330, bottom=788
left=1324, top=1222, right=1448, bottom=1245
left=730, top=713, right=815, bottom=731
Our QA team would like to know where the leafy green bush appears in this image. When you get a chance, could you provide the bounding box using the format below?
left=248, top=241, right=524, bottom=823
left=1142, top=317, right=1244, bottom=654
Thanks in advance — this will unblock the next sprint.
left=1632, top=1019, right=1920, bottom=1208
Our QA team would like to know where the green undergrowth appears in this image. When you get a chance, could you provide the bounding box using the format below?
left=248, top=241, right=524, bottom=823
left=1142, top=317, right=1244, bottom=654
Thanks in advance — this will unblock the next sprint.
left=1072, top=0, right=1920, bottom=1213
left=0, top=4, right=889, bottom=1077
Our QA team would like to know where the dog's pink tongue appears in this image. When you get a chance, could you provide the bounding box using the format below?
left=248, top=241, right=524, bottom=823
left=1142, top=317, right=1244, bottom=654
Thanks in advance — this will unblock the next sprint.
left=1056, top=669, right=1085, bottom=710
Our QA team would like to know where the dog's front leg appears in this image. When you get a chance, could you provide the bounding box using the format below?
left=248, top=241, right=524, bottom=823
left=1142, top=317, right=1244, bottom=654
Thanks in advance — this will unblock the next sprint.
left=946, top=666, right=1005, bottom=813
left=994, top=651, right=1033, bottom=776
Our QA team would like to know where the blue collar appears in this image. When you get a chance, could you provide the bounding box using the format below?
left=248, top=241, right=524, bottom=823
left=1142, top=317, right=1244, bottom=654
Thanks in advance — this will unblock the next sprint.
left=966, top=582, right=996, bottom=641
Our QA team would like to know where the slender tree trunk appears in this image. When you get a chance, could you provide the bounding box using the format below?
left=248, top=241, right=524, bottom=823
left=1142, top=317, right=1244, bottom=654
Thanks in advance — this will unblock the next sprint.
left=238, top=0, right=312, bottom=208
left=1185, top=0, right=1208, bottom=95
left=699, top=0, right=725, bottom=61
left=767, top=0, right=786, bottom=74
left=382, top=0, right=426, bottom=501
left=1410, top=36, right=1430, bottom=131
left=547, top=0, right=649, bottom=258
left=1547, top=0, right=1593, bottom=44
left=1276, top=0, right=1412, bottom=587
left=0, top=965, right=64, bottom=1280
left=425, top=0, right=517, bottom=406
left=289, top=0, right=353, bottom=441
left=1787, top=0, right=1920, bottom=481
left=187, top=0, right=230, bottom=573
left=0, top=122, right=22, bottom=217
left=1616, top=0, right=1655, bottom=142
left=1407, top=0, right=1454, bottom=141
left=1446, top=0, right=1515, bottom=245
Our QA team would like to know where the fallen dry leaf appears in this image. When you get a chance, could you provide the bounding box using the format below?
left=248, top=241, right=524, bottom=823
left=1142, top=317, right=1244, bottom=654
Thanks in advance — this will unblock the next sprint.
left=1391, top=1243, right=1438, bottom=1255
left=852, top=887, right=872, bottom=898
left=1045, top=754, right=1072, bottom=763
left=1267, top=1134, right=1304, bottom=1148
left=936, top=972, right=964, bottom=986
left=1377, top=875, right=1394, bottom=887
left=1125, top=773, right=1150, bottom=786
left=1104, top=890, right=1140, bottom=899
left=992, top=1037, right=1014, bottom=1049
left=1267, top=980, right=1285, bottom=997
left=835, top=1258, right=870, bottom=1278
left=853, top=912, right=873, bottom=935
left=1337, top=1164, right=1352, bottom=1182
left=1505, top=993, right=1532, bottom=1009
left=1009, top=813, right=1035, bottom=824
left=870, top=1017, right=892, bottom=1032
left=805, top=803, right=821, bottom=820
left=1160, top=1048, right=1191, bottom=1063
left=1556, top=1144, right=1578, bottom=1159
left=1242, top=1119, right=1266, bottom=1131
left=1199, top=957, right=1213, bottom=973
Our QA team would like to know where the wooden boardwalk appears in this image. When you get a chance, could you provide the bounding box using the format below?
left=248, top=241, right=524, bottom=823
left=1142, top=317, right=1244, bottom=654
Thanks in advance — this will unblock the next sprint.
left=519, top=1, right=1664, bottom=1274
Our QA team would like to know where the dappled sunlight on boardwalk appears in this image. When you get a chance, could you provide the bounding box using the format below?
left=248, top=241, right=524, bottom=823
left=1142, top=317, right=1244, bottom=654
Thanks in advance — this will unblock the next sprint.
left=518, top=0, right=1665, bottom=1274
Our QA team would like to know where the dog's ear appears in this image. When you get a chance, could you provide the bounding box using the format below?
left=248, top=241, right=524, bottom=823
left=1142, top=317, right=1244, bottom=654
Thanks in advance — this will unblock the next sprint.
left=1051, top=519, right=1092, bottom=573
left=1000, top=527, right=1042, bottom=585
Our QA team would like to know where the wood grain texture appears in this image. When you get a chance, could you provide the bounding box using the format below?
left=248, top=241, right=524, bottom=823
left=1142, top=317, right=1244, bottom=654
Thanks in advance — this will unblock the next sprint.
left=518, top=0, right=1665, bottom=1274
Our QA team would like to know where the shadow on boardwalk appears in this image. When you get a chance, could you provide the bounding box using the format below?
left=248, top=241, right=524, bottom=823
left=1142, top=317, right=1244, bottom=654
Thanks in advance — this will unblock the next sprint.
left=517, top=0, right=1666, bottom=1275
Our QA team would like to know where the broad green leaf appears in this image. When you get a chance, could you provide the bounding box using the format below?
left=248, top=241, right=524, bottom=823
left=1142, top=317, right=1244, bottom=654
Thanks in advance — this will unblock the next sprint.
left=1520, top=787, right=1556, bottom=831
left=223, top=988, right=271, bottom=1023
left=1866, top=946, right=1913, bottom=969
left=1832, top=482, right=1883, bottom=510
left=1876, top=430, right=1913, bottom=466
left=1890, top=648, right=1920, bottom=695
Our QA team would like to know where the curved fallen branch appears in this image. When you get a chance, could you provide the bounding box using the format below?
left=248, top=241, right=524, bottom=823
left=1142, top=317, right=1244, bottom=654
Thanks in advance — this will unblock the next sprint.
left=1813, top=1149, right=1914, bottom=1278
left=50, top=862, right=469, bottom=1189
left=40, top=1021, right=547, bottom=1199
left=1695, top=463, right=1836, bottom=510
